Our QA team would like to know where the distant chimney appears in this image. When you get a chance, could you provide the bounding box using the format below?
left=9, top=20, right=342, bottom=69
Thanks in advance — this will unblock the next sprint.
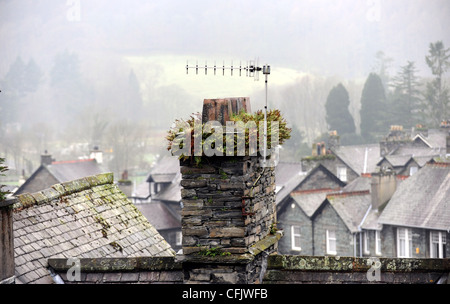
left=0, top=198, right=15, bottom=284
left=327, top=130, right=340, bottom=150
left=90, top=146, right=103, bottom=164
left=370, top=172, right=397, bottom=211
left=41, top=151, right=53, bottom=166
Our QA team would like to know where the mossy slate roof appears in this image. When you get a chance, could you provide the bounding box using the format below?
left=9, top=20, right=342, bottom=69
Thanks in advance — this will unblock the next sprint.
left=12, top=173, right=175, bottom=284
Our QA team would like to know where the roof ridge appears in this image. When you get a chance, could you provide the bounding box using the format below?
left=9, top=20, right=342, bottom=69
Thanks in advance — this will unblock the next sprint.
left=427, top=162, right=450, bottom=167
left=13, top=173, right=114, bottom=211
left=51, top=158, right=95, bottom=165
left=291, top=187, right=340, bottom=195
left=326, top=190, right=370, bottom=199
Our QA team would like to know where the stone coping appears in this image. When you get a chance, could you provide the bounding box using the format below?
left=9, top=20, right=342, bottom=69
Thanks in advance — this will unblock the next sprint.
left=268, top=255, right=450, bottom=272
left=48, top=256, right=182, bottom=273
left=12, top=173, right=114, bottom=211
left=48, top=232, right=283, bottom=272
left=0, top=197, right=16, bottom=208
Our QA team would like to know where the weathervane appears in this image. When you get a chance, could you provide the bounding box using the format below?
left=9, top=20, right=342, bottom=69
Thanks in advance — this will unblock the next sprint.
left=186, top=59, right=271, bottom=165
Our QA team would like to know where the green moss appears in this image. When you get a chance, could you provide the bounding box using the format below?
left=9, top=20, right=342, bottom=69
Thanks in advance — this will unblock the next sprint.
left=94, top=215, right=111, bottom=238
left=198, top=247, right=231, bottom=257
left=109, top=241, right=123, bottom=252
left=302, top=154, right=336, bottom=161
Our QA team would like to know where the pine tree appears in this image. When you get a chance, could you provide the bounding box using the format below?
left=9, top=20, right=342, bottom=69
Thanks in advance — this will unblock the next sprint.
left=325, top=83, right=356, bottom=135
left=360, top=73, right=387, bottom=139
left=423, top=41, right=450, bottom=126
left=390, top=61, right=421, bottom=128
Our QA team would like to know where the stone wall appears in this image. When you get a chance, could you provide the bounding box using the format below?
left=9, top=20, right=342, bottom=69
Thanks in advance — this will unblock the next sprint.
left=48, top=257, right=183, bottom=284
left=48, top=254, right=449, bottom=284
left=264, top=255, right=450, bottom=284
left=180, top=156, right=276, bottom=256
left=179, top=155, right=278, bottom=283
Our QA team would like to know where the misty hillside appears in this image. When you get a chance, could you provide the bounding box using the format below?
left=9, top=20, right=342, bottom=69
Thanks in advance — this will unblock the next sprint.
left=1, top=0, right=449, bottom=180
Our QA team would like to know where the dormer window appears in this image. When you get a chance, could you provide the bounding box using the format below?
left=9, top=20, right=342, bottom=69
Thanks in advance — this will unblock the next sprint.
left=337, top=166, right=347, bottom=182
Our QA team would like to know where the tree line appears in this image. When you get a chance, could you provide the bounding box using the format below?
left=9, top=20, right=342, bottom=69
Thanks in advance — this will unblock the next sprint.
left=325, top=40, right=449, bottom=144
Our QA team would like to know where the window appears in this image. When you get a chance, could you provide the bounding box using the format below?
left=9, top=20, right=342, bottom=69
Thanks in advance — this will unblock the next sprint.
left=326, top=230, right=337, bottom=255
left=175, top=231, right=182, bottom=246
left=409, top=166, right=418, bottom=176
left=291, top=226, right=302, bottom=251
left=397, top=228, right=413, bottom=257
left=430, top=231, right=447, bottom=258
left=337, top=167, right=347, bottom=182
left=363, top=231, right=370, bottom=255
left=375, top=230, right=382, bottom=255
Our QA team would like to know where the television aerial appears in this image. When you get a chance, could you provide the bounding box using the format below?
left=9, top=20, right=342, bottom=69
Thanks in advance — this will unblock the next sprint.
left=186, top=59, right=271, bottom=165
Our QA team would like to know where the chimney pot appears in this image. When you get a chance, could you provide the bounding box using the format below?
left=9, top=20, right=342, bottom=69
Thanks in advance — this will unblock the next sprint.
left=202, top=97, right=251, bottom=125
left=41, top=152, right=53, bottom=166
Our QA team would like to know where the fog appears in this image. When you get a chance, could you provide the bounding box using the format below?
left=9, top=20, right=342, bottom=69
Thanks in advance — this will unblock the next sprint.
left=1, top=0, right=449, bottom=178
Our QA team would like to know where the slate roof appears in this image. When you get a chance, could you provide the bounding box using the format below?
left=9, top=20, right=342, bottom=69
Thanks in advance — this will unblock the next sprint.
left=342, top=175, right=372, bottom=192
left=378, top=155, right=413, bottom=168
left=378, top=163, right=450, bottom=231
left=12, top=173, right=175, bottom=284
left=290, top=189, right=336, bottom=218
left=275, top=162, right=306, bottom=205
left=275, top=162, right=304, bottom=187
left=325, top=191, right=371, bottom=233
left=135, top=202, right=180, bottom=231
left=15, top=159, right=104, bottom=195
left=292, top=163, right=347, bottom=192
left=146, top=155, right=180, bottom=183
left=332, top=144, right=381, bottom=175
left=152, top=173, right=182, bottom=203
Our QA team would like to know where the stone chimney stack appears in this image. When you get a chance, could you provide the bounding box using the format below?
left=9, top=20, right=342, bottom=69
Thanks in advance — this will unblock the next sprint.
left=327, top=130, right=340, bottom=151
left=370, top=172, right=397, bottom=211
left=41, top=151, right=53, bottom=166
left=179, top=97, right=281, bottom=284
left=0, top=198, right=15, bottom=284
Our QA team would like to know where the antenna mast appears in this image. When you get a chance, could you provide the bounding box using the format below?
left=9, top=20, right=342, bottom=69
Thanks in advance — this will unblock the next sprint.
left=186, top=59, right=271, bottom=165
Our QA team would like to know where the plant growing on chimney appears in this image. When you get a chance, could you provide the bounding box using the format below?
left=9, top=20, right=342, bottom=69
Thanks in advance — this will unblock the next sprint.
left=166, top=109, right=291, bottom=164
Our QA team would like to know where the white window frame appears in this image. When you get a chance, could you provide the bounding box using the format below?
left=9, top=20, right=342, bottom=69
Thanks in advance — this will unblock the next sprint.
left=375, top=230, right=382, bottom=256
left=363, top=231, right=370, bottom=255
left=337, top=166, right=347, bottom=182
left=326, top=230, right=337, bottom=255
left=291, top=225, right=302, bottom=251
left=175, top=231, right=182, bottom=246
left=397, top=227, right=412, bottom=258
left=430, top=231, right=446, bottom=258
left=409, top=166, right=418, bottom=176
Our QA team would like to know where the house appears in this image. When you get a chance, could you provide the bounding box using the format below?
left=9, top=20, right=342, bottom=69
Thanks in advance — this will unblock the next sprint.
left=132, top=155, right=182, bottom=251
left=314, top=191, right=372, bottom=257
left=380, top=125, right=448, bottom=158
left=15, top=152, right=105, bottom=195
left=292, top=163, right=347, bottom=191
left=131, top=155, right=180, bottom=203
left=278, top=188, right=336, bottom=255
left=378, top=162, right=450, bottom=258
left=301, top=131, right=381, bottom=184
left=11, top=173, right=175, bottom=284
left=376, top=155, right=424, bottom=176
left=276, top=163, right=346, bottom=254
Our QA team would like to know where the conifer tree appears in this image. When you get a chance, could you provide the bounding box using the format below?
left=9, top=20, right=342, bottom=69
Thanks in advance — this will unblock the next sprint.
left=325, top=83, right=356, bottom=135
left=360, top=73, right=387, bottom=139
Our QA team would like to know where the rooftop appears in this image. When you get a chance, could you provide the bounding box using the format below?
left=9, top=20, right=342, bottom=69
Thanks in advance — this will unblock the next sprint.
left=12, top=173, right=175, bottom=284
left=378, top=162, right=450, bottom=231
